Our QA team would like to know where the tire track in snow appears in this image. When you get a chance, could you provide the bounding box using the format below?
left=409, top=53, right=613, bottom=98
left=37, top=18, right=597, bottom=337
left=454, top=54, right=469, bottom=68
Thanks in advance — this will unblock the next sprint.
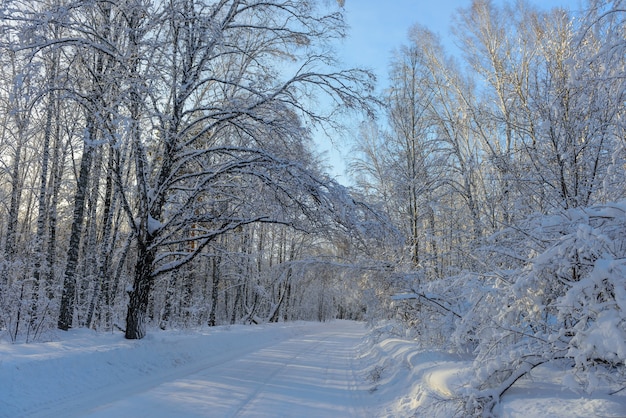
left=231, top=333, right=334, bottom=417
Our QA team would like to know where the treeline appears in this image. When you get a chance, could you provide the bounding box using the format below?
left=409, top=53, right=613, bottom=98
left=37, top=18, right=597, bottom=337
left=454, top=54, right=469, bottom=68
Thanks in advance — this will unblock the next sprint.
left=353, top=0, right=626, bottom=414
left=0, top=0, right=385, bottom=341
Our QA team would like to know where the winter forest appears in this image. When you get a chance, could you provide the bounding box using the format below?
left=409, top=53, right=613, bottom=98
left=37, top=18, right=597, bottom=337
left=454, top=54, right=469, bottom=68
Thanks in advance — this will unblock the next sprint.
left=0, top=0, right=625, bottom=415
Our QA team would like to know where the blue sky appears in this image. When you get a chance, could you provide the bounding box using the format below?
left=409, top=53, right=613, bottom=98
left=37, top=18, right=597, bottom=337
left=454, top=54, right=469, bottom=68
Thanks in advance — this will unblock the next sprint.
left=338, top=0, right=576, bottom=89
left=338, top=0, right=469, bottom=88
left=318, top=0, right=575, bottom=182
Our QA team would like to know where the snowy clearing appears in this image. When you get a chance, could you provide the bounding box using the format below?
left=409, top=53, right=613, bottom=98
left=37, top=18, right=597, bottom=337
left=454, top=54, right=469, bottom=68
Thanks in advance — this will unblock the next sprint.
left=1, top=321, right=624, bottom=417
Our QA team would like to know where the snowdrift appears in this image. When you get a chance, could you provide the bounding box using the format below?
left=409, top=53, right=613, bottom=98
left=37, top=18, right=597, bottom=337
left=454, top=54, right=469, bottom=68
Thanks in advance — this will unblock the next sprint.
left=357, top=323, right=626, bottom=417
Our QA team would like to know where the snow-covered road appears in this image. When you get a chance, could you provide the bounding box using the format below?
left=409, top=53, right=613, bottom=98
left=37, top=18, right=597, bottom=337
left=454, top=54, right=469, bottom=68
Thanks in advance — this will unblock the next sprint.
left=83, top=321, right=368, bottom=417
left=2, top=321, right=371, bottom=418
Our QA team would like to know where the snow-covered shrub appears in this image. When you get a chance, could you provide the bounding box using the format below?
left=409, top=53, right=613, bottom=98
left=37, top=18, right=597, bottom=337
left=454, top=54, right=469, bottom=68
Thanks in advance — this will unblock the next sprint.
left=369, top=202, right=626, bottom=415
left=456, top=202, right=626, bottom=415
left=549, top=205, right=626, bottom=387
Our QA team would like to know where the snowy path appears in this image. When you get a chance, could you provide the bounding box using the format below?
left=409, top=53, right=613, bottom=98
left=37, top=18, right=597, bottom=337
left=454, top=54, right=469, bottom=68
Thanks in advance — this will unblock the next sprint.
left=84, top=322, right=368, bottom=417
left=3, top=321, right=370, bottom=418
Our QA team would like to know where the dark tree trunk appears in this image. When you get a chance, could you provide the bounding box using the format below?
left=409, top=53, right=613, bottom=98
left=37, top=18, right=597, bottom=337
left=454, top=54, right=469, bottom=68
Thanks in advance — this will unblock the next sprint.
left=125, top=244, right=156, bottom=339
left=86, top=146, right=116, bottom=329
left=231, top=282, right=242, bottom=325
left=208, top=255, right=220, bottom=326
left=58, top=126, right=95, bottom=331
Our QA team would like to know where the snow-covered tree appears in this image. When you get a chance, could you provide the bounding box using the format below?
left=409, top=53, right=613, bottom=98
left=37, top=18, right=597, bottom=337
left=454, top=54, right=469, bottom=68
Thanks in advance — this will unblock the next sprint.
left=0, top=0, right=381, bottom=340
left=355, top=1, right=626, bottom=414
left=115, top=0, right=378, bottom=339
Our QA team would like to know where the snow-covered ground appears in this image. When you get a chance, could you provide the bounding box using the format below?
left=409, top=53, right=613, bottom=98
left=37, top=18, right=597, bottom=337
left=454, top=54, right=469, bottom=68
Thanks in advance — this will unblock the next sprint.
left=1, top=321, right=624, bottom=417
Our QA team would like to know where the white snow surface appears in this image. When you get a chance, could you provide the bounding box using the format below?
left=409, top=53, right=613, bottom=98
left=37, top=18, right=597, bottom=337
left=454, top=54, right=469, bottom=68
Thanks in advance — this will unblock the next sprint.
left=1, top=320, right=624, bottom=417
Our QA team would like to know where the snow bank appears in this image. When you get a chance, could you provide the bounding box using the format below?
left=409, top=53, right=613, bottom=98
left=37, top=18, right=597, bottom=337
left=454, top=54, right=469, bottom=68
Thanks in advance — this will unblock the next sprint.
left=359, top=323, right=626, bottom=417
left=356, top=332, right=471, bottom=417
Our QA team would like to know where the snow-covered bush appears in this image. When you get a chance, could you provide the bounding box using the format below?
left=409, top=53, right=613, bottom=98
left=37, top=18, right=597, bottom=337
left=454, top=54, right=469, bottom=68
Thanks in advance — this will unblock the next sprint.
left=549, top=205, right=626, bottom=385
left=388, top=202, right=626, bottom=415
left=452, top=202, right=626, bottom=415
